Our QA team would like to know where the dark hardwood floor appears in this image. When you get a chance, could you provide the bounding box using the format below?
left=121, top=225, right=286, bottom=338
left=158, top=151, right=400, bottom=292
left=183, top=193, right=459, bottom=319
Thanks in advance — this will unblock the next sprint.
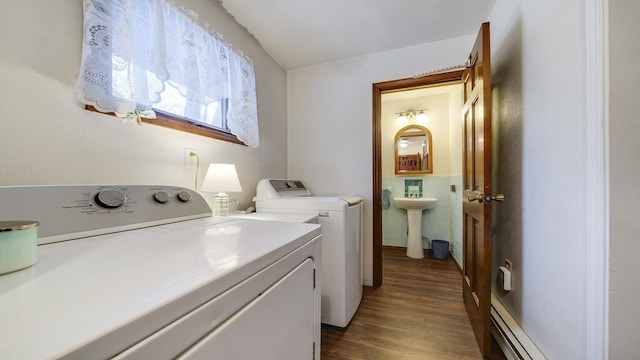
left=321, top=246, right=507, bottom=360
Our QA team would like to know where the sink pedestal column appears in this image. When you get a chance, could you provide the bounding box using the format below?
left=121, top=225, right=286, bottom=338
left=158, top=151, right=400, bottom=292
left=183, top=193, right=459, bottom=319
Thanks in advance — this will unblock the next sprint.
left=406, top=209, right=424, bottom=259
left=392, top=197, right=437, bottom=259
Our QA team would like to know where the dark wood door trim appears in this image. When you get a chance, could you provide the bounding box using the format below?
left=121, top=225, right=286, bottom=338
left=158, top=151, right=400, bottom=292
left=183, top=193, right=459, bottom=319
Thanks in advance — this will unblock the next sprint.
left=371, top=70, right=464, bottom=286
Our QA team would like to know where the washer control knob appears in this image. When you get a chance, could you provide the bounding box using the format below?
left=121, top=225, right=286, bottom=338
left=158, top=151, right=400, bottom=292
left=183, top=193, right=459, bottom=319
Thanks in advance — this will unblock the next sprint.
left=153, top=191, right=170, bottom=204
left=94, top=189, right=126, bottom=209
left=177, top=190, right=192, bottom=202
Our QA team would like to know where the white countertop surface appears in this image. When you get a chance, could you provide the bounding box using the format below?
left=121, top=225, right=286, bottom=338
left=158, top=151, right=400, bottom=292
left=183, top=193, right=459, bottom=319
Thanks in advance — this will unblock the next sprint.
left=0, top=217, right=320, bottom=359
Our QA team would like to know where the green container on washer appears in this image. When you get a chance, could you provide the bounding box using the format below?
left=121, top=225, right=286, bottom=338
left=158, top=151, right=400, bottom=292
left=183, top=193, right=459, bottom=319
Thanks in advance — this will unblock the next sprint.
left=0, top=221, right=38, bottom=275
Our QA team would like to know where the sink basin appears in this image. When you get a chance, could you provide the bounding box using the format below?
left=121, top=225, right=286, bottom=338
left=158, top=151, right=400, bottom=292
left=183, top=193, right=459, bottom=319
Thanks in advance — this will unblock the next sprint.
left=392, top=197, right=437, bottom=210
left=392, top=197, right=438, bottom=259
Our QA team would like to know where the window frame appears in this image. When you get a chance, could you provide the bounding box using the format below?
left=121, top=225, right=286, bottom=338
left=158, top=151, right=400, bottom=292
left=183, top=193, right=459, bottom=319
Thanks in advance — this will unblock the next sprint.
left=86, top=105, right=247, bottom=146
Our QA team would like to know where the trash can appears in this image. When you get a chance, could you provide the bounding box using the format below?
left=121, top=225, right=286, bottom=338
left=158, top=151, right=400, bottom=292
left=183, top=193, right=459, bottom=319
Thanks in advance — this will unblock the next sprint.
left=432, top=240, right=449, bottom=259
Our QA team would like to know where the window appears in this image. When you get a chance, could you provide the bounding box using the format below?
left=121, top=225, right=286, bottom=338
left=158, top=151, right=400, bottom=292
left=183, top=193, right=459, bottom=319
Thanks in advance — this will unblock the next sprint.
left=76, top=0, right=259, bottom=147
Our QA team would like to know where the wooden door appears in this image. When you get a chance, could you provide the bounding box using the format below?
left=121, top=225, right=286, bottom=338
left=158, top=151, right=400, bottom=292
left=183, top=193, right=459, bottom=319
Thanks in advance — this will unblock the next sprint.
left=462, top=22, right=492, bottom=357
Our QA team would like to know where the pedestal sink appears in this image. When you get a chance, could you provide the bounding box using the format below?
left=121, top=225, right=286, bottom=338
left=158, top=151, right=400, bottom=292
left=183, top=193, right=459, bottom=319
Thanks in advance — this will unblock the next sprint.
left=393, top=197, right=438, bottom=259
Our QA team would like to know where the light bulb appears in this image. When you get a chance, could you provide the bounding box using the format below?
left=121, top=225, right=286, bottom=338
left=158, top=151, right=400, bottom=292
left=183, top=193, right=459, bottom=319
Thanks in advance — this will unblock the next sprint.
left=416, top=111, right=428, bottom=124
left=396, top=113, right=408, bottom=125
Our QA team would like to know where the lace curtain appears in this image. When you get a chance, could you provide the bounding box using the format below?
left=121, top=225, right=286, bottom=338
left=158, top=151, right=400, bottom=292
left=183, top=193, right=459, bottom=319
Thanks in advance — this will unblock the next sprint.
left=76, top=0, right=259, bottom=147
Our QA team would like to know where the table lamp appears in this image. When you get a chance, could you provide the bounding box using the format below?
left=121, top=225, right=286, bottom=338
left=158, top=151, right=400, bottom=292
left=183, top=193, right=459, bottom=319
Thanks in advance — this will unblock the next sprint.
left=201, top=163, right=242, bottom=216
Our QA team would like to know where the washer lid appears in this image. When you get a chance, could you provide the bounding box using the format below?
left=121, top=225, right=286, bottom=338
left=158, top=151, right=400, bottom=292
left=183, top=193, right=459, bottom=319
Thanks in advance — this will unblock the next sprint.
left=0, top=218, right=320, bottom=359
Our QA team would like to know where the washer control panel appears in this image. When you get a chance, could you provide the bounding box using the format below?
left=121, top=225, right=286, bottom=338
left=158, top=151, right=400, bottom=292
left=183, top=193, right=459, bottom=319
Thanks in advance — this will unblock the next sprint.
left=255, top=179, right=312, bottom=200
left=0, top=185, right=212, bottom=244
left=270, top=179, right=307, bottom=192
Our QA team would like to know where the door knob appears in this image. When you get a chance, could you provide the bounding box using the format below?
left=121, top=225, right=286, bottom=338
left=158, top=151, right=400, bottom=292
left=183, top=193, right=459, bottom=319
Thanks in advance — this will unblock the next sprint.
left=482, top=193, right=505, bottom=203
left=466, top=191, right=505, bottom=203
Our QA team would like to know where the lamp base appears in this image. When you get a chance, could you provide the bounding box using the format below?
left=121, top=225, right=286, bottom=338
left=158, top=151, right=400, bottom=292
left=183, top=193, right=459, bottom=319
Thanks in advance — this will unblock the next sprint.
left=213, top=193, right=230, bottom=217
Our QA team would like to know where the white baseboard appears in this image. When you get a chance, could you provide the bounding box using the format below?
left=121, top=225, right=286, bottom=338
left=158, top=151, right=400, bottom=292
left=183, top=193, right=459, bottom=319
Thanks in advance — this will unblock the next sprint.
left=491, top=294, right=547, bottom=360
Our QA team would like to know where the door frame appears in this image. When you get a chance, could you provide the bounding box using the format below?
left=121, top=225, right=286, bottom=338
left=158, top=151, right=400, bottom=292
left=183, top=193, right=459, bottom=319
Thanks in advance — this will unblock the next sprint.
left=371, top=70, right=464, bottom=286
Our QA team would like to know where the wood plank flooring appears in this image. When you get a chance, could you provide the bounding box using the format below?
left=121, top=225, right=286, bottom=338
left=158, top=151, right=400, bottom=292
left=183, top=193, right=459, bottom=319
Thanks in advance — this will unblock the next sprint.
left=321, top=246, right=507, bottom=360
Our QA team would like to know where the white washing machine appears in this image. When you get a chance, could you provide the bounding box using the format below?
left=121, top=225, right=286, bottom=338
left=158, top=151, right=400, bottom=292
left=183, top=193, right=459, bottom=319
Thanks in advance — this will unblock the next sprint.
left=0, top=185, right=322, bottom=359
left=254, top=178, right=363, bottom=327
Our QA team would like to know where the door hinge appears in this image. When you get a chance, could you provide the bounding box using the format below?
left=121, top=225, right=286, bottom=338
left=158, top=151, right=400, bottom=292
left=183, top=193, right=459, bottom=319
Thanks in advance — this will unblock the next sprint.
left=313, top=268, right=316, bottom=289
left=313, top=342, right=316, bottom=360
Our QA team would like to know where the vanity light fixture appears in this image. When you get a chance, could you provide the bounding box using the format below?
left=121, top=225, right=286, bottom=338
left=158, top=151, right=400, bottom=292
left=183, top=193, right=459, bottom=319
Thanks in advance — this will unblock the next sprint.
left=395, top=109, right=429, bottom=125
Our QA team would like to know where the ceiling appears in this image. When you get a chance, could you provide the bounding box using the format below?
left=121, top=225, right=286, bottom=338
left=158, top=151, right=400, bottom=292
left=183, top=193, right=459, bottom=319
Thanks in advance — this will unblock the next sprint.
left=215, top=0, right=497, bottom=70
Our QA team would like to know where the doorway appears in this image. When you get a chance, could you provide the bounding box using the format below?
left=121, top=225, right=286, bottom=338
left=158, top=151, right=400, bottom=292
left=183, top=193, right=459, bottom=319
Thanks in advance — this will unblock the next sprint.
left=372, top=70, right=464, bottom=286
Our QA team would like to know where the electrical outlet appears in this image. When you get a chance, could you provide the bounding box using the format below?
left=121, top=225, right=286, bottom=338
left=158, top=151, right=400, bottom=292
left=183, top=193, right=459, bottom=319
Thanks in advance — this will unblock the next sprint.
left=184, top=148, right=198, bottom=167
left=505, top=259, right=512, bottom=272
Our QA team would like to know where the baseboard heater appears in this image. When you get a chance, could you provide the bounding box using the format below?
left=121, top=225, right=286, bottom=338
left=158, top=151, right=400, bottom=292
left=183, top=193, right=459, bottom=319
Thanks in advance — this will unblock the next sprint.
left=491, top=294, right=547, bottom=360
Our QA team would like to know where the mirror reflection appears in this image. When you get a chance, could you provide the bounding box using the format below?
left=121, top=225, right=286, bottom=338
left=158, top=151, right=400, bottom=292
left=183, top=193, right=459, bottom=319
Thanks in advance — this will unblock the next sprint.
left=394, top=125, right=433, bottom=175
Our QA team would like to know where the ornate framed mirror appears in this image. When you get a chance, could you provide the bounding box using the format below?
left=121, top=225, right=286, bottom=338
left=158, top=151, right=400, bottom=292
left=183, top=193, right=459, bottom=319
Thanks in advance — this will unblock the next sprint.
left=394, top=125, right=433, bottom=175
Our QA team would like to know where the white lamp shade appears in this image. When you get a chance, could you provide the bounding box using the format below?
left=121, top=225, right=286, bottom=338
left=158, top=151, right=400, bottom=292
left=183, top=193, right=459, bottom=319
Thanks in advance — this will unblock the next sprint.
left=201, top=163, right=242, bottom=193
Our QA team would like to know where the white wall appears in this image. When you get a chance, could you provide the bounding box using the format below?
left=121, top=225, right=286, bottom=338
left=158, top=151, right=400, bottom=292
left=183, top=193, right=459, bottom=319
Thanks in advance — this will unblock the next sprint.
left=448, top=87, right=463, bottom=176
left=488, top=0, right=592, bottom=359
left=608, top=0, right=640, bottom=358
left=448, top=87, right=463, bottom=265
left=287, top=36, right=475, bottom=285
left=0, top=0, right=288, bottom=207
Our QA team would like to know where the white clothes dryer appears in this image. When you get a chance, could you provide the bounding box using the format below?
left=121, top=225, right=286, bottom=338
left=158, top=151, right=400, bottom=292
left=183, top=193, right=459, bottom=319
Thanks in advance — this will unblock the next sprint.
left=254, top=179, right=363, bottom=327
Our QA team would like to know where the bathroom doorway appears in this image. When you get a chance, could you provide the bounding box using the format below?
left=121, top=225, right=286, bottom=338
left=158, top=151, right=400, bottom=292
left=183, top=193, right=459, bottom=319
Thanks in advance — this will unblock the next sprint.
left=372, top=71, right=464, bottom=286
